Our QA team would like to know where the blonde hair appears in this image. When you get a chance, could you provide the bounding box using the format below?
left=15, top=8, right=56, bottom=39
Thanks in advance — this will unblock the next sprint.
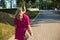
left=14, top=6, right=26, bottom=18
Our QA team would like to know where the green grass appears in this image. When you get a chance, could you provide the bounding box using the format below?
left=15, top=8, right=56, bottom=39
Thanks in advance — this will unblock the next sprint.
left=0, top=10, right=39, bottom=40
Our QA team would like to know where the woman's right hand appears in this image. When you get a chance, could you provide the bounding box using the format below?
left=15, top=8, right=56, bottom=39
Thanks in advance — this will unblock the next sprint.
left=27, top=25, right=33, bottom=36
left=15, top=39, right=18, bottom=40
left=30, top=32, right=33, bottom=37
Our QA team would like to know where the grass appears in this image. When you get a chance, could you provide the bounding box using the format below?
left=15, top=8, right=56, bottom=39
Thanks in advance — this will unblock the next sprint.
left=0, top=11, right=15, bottom=40
left=0, top=23, right=15, bottom=40
left=0, top=10, right=39, bottom=40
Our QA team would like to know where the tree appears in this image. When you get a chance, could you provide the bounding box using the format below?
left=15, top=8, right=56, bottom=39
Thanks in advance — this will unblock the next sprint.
left=16, top=0, right=24, bottom=6
left=31, top=0, right=36, bottom=4
left=25, top=0, right=29, bottom=3
left=56, top=0, right=60, bottom=9
left=56, top=0, right=60, bottom=2
left=2, top=0, right=6, bottom=8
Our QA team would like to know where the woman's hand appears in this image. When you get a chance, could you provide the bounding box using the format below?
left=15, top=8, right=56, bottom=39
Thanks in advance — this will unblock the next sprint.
left=27, top=25, right=33, bottom=37
left=29, top=30, right=33, bottom=37
left=15, top=39, right=18, bottom=40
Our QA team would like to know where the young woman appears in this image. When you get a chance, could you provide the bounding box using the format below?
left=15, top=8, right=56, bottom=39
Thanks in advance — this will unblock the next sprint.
left=14, top=6, right=32, bottom=40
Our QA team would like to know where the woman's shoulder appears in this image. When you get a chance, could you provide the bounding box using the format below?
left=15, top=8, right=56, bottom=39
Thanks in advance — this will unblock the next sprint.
left=23, top=13, right=29, bottom=18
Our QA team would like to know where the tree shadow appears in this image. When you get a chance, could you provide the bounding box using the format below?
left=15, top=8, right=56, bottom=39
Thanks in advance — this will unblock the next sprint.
left=31, top=14, right=60, bottom=26
left=0, top=11, right=15, bottom=26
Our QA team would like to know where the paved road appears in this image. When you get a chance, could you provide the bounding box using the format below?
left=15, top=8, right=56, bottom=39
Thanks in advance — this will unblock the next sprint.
left=28, top=10, right=60, bottom=40
left=31, top=10, right=60, bottom=24
left=8, top=10, right=60, bottom=40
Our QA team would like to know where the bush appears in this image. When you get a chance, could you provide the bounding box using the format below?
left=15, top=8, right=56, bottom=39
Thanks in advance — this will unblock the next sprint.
left=26, top=10, right=39, bottom=19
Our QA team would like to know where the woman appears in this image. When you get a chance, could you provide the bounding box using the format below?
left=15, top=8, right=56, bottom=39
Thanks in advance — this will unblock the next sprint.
left=14, top=6, right=32, bottom=40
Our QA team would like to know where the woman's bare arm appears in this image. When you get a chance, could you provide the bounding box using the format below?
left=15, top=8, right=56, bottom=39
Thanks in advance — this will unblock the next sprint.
left=27, top=25, right=33, bottom=36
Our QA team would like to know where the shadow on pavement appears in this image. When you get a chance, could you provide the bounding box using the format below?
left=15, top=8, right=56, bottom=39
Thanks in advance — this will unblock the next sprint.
left=31, top=12, right=60, bottom=25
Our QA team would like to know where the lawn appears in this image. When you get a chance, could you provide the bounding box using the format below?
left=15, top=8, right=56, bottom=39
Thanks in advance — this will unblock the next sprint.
left=0, top=10, right=39, bottom=40
left=0, top=23, right=15, bottom=40
left=0, top=12, right=15, bottom=40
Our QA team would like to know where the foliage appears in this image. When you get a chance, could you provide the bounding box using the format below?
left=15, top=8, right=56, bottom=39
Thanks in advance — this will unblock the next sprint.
left=16, top=0, right=25, bottom=7
left=2, top=0, right=6, bottom=8
left=26, top=10, right=39, bottom=19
